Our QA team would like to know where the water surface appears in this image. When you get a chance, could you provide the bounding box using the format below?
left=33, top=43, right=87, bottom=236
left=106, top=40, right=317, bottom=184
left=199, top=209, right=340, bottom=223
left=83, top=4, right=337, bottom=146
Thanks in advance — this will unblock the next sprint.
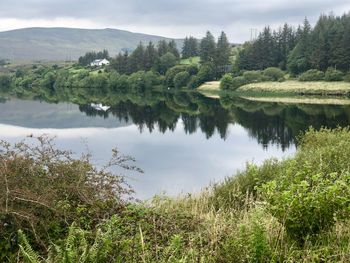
left=1, top=92, right=349, bottom=199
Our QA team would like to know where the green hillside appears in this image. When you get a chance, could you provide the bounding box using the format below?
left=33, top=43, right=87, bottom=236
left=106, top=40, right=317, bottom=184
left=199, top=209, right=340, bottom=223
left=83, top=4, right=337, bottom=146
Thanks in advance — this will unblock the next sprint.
left=0, top=27, right=183, bottom=61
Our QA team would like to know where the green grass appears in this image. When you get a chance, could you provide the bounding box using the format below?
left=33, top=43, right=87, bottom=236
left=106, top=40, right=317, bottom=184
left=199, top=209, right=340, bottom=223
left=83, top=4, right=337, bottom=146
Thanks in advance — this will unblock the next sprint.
left=180, top=56, right=200, bottom=65
left=238, top=80, right=350, bottom=95
left=241, top=96, right=350, bottom=105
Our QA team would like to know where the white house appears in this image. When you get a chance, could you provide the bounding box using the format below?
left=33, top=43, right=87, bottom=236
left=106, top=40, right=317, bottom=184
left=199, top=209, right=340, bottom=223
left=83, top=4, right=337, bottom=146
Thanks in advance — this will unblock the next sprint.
left=90, top=58, right=110, bottom=67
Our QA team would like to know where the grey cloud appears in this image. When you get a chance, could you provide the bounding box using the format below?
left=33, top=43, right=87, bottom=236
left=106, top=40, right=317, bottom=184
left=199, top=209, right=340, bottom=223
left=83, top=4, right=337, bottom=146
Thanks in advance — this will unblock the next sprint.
left=0, top=0, right=349, bottom=41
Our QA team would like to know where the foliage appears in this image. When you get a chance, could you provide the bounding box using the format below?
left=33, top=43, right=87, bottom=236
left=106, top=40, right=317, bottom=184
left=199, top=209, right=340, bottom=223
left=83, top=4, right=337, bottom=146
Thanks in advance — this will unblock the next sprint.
left=181, top=36, right=199, bottom=59
left=220, top=73, right=234, bottom=90
left=237, top=13, right=350, bottom=76
left=199, top=31, right=216, bottom=64
left=186, top=75, right=200, bottom=89
left=260, top=128, right=350, bottom=243
left=0, top=136, right=140, bottom=261
left=173, top=71, right=190, bottom=89
left=345, top=72, right=350, bottom=82
left=325, top=67, right=344, bottom=81
left=157, top=52, right=178, bottom=75
left=299, top=69, right=325, bottom=81
left=262, top=67, right=285, bottom=81
left=230, top=76, right=247, bottom=90
left=242, top=70, right=264, bottom=83
left=197, top=63, right=216, bottom=83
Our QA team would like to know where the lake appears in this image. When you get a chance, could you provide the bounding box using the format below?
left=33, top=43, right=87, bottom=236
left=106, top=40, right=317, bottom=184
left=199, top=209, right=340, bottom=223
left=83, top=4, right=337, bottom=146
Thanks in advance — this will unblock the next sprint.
left=1, top=91, right=350, bottom=199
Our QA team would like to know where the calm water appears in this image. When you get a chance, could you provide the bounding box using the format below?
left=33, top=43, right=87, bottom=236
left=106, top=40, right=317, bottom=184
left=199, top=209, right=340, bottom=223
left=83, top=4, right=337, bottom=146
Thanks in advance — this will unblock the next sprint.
left=1, top=91, right=350, bottom=199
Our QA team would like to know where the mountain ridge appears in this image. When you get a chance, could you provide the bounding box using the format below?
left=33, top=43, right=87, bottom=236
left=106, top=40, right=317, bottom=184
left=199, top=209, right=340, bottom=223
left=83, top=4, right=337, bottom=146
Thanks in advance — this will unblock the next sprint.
left=0, top=27, right=183, bottom=61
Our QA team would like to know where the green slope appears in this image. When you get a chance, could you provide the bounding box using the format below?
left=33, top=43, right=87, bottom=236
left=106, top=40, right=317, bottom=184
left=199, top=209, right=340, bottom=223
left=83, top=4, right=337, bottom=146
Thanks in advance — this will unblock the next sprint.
left=0, top=27, right=183, bottom=61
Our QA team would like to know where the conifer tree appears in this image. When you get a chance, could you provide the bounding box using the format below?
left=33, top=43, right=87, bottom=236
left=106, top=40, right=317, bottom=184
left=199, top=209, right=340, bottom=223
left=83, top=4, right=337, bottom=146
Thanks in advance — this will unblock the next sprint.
left=199, top=31, right=216, bottom=63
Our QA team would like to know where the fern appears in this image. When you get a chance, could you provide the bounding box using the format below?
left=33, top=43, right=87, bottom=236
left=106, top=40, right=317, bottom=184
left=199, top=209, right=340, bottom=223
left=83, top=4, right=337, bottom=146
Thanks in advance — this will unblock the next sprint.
left=18, top=230, right=43, bottom=263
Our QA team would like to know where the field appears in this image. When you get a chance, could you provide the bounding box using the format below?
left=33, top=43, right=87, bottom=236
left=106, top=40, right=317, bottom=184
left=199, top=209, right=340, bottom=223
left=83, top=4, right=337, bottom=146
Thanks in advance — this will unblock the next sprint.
left=238, top=80, right=350, bottom=95
left=241, top=96, right=350, bottom=105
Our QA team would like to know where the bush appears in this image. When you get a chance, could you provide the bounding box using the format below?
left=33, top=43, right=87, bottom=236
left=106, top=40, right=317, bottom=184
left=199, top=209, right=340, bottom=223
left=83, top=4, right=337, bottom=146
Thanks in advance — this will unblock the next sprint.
left=299, top=69, right=325, bottom=81
left=187, top=75, right=200, bottom=89
left=231, top=76, right=247, bottom=90
left=262, top=67, right=285, bottom=81
left=186, top=64, right=199, bottom=76
left=197, top=63, right=215, bottom=83
left=173, top=71, right=190, bottom=89
left=220, top=74, right=234, bottom=90
left=165, top=65, right=188, bottom=87
left=242, top=70, right=263, bottom=83
left=260, top=128, right=350, bottom=243
left=345, top=72, right=350, bottom=82
left=325, top=67, right=344, bottom=81
left=0, top=136, right=139, bottom=260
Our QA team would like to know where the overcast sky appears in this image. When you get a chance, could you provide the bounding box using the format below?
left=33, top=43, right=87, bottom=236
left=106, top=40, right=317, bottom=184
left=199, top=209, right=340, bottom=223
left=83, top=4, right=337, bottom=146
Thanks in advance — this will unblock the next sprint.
left=0, top=0, right=349, bottom=42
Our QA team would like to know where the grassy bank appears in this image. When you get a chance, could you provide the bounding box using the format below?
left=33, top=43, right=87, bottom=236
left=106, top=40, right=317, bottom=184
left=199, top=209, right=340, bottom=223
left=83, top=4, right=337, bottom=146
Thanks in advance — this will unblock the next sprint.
left=198, top=80, right=350, bottom=96
left=241, top=96, right=350, bottom=105
left=238, top=80, right=350, bottom=96
left=6, top=128, right=350, bottom=262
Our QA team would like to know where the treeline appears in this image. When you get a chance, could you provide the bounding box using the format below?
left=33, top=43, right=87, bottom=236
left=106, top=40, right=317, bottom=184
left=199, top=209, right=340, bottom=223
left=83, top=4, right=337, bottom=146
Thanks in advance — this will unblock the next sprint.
left=110, top=31, right=231, bottom=79
left=237, top=13, right=350, bottom=75
left=78, top=49, right=110, bottom=66
left=110, top=40, right=180, bottom=75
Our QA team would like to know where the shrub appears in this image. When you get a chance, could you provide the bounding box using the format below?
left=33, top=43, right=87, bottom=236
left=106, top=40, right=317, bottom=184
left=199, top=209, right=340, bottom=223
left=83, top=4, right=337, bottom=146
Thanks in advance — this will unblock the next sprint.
left=242, top=70, right=263, bottom=83
left=187, top=75, right=200, bottom=89
left=173, top=71, right=190, bottom=89
left=345, top=72, right=350, bottom=82
left=220, top=74, right=234, bottom=90
left=260, top=128, right=350, bottom=243
left=299, top=69, right=325, bottom=81
left=165, top=65, right=188, bottom=87
left=0, top=136, right=140, bottom=260
left=325, top=67, right=344, bottom=81
left=263, top=67, right=285, bottom=81
left=186, top=64, right=199, bottom=76
left=197, top=63, right=215, bottom=83
left=231, top=76, right=247, bottom=90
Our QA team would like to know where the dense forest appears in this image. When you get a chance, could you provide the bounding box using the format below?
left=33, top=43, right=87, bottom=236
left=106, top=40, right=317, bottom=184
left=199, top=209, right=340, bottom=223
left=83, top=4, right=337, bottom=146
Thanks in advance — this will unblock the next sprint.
left=237, top=13, right=350, bottom=74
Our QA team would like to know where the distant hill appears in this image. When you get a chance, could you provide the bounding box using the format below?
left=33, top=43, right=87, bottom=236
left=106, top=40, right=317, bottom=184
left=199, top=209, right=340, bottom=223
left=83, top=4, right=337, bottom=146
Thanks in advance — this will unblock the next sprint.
left=0, top=27, right=183, bottom=61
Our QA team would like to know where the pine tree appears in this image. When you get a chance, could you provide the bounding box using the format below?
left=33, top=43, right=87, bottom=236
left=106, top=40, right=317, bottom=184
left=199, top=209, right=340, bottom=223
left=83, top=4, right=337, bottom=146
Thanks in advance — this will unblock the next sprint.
left=215, top=31, right=231, bottom=67
left=144, top=42, right=158, bottom=71
left=199, top=31, right=216, bottom=63
left=168, top=40, right=180, bottom=58
left=128, top=42, right=145, bottom=72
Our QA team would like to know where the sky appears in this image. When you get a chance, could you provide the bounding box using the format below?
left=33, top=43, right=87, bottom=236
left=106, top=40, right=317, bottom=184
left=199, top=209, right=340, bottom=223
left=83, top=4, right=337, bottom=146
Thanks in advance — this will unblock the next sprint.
left=0, top=0, right=349, bottom=42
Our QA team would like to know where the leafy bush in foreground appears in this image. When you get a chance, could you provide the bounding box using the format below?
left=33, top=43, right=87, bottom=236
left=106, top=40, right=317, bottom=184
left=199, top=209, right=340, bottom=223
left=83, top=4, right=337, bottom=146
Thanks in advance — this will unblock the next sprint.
left=260, top=127, right=350, bottom=243
left=0, top=136, right=140, bottom=261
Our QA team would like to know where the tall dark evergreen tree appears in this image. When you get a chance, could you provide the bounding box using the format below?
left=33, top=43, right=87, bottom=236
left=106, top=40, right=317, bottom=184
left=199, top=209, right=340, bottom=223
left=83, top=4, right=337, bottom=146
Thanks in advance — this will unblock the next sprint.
left=144, top=42, right=158, bottom=71
left=199, top=31, right=216, bottom=63
left=182, top=36, right=199, bottom=58
left=215, top=31, right=231, bottom=67
left=128, top=42, right=145, bottom=72
left=287, top=18, right=312, bottom=75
